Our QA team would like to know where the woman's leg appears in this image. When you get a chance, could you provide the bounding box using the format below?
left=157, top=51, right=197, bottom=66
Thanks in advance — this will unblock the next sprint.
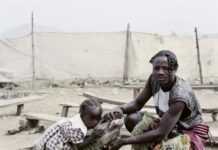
left=131, top=112, right=157, bottom=150
left=124, top=112, right=144, bottom=133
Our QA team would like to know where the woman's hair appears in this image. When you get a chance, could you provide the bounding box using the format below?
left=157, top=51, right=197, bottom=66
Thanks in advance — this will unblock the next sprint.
left=149, top=50, right=178, bottom=71
left=79, top=99, right=102, bottom=115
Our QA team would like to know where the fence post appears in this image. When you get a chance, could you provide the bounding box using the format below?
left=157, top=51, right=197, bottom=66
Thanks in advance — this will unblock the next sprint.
left=194, top=27, right=204, bottom=84
left=123, top=23, right=130, bottom=84
left=31, top=12, right=36, bottom=89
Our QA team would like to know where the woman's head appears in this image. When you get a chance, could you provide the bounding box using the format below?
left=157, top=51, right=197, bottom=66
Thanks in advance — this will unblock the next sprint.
left=150, top=50, right=178, bottom=71
left=150, top=50, right=178, bottom=87
left=79, top=99, right=102, bottom=129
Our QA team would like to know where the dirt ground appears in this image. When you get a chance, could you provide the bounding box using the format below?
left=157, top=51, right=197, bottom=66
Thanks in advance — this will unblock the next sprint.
left=0, top=85, right=218, bottom=150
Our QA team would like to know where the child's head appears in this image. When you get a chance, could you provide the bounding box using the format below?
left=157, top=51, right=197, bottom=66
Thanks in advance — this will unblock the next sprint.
left=79, top=99, right=102, bottom=129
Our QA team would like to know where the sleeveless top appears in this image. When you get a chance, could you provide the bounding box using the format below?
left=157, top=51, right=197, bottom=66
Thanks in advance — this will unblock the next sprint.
left=149, top=75, right=203, bottom=129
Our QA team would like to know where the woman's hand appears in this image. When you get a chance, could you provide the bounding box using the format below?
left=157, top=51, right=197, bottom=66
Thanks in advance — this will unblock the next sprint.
left=103, top=107, right=123, bottom=122
left=109, top=137, right=125, bottom=150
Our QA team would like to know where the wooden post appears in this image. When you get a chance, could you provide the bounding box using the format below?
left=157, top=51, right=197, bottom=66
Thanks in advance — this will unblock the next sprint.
left=16, top=104, right=24, bottom=115
left=61, top=106, right=70, bottom=117
left=26, top=119, right=39, bottom=128
left=194, top=27, right=204, bottom=84
left=31, top=12, right=36, bottom=89
left=133, top=88, right=141, bottom=99
left=212, top=112, right=217, bottom=122
left=123, top=23, right=130, bottom=84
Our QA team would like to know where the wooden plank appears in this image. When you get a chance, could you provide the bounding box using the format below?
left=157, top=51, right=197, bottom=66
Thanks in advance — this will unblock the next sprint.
left=0, top=95, right=45, bottom=108
left=83, top=92, right=125, bottom=105
left=202, top=108, right=218, bottom=113
left=23, top=113, right=64, bottom=122
left=60, top=102, right=80, bottom=108
left=120, top=84, right=218, bottom=90
left=83, top=92, right=155, bottom=109
left=192, top=85, right=218, bottom=90
left=22, top=112, right=64, bottom=128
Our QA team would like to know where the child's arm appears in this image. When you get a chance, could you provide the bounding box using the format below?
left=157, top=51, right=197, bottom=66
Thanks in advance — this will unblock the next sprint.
left=77, top=127, right=104, bottom=148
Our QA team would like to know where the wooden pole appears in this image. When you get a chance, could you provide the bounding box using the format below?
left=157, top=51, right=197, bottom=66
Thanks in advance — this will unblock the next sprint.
left=31, top=12, right=35, bottom=89
left=194, top=27, right=203, bottom=84
left=123, top=23, right=130, bottom=83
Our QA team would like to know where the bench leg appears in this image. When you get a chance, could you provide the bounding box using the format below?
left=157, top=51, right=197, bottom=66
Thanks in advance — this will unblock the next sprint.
left=26, top=119, right=39, bottom=128
left=61, top=106, right=69, bottom=117
left=133, top=88, right=141, bottom=99
left=212, top=113, right=217, bottom=121
left=16, top=104, right=24, bottom=115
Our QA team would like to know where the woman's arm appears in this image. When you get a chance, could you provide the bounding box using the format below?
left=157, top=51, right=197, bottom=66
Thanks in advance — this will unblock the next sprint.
left=102, top=79, right=153, bottom=122
left=120, top=81, right=152, bottom=114
left=111, top=101, right=185, bottom=149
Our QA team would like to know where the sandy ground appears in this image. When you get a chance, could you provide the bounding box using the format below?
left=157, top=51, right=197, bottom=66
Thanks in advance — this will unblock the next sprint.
left=0, top=86, right=218, bottom=150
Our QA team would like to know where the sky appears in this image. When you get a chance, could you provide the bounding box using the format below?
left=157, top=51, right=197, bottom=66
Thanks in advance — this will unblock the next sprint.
left=1, top=0, right=218, bottom=37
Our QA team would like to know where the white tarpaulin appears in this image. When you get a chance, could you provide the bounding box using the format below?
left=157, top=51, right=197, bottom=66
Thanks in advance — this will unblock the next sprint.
left=0, top=32, right=218, bottom=83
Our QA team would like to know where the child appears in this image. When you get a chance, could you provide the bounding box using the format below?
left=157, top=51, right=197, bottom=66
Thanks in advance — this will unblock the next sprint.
left=34, top=99, right=102, bottom=150
left=79, top=109, right=125, bottom=150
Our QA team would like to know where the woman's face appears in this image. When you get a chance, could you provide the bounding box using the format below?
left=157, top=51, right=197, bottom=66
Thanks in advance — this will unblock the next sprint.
left=152, top=56, right=176, bottom=87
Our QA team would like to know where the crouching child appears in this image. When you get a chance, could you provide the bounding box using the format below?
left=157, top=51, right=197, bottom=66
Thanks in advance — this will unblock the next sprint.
left=33, top=98, right=102, bottom=150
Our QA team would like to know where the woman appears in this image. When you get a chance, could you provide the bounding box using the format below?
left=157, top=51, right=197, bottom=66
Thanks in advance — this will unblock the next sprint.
left=106, top=50, right=209, bottom=150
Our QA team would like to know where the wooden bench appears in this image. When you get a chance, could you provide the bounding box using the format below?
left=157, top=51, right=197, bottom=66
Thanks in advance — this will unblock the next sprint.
left=22, top=112, right=64, bottom=128
left=0, top=95, right=45, bottom=115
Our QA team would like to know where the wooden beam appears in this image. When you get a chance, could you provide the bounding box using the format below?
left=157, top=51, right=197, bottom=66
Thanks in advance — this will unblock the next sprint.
left=119, top=84, right=218, bottom=90
left=23, top=113, right=64, bottom=123
left=83, top=92, right=155, bottom=109
left=0, top=95, right=45, bottom=108
left=0, top=95, right=45, bottom=115
left=83, top=92, right=125, bottom=105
